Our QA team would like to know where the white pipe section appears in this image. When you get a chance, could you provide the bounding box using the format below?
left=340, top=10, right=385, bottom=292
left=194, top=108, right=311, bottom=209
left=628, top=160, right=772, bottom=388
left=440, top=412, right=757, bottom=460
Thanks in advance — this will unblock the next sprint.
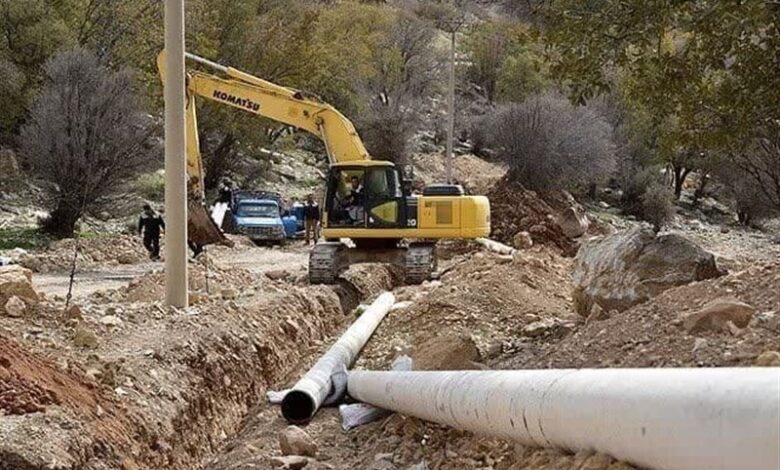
left=282, top=292, right=395, bottom=424
left=348, top=368, right=780, bottom=470
left=476, top=237, right=516, bottom=255
left=163, top=0, right=188, bottom=307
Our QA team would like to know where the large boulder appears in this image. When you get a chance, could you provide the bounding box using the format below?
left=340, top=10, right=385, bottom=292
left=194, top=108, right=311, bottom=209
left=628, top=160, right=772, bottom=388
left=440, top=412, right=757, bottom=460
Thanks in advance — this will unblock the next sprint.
left=0, top=265, right=38, bottom=315
left=572, top=227, right=720, bottom=315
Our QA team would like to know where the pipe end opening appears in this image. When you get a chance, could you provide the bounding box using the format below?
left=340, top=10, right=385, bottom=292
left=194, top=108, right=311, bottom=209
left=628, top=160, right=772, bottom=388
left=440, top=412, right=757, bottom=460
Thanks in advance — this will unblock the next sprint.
left=281, top=390, right=316, bottom=424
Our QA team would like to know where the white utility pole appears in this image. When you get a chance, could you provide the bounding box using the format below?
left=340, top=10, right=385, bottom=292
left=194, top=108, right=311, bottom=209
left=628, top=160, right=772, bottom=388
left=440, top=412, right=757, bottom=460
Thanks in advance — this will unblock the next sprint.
left=164, top=0, right=188, bottom=307
left=445, top=29, right=456, bottom=184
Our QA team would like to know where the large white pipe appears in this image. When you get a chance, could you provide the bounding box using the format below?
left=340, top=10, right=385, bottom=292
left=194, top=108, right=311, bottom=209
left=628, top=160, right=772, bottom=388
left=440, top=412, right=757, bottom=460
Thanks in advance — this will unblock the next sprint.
left=163, top=0, right=188, bottom=307
left=282, top=292, right=395, bottom=424
left=348, top=368, right=780, bottom=470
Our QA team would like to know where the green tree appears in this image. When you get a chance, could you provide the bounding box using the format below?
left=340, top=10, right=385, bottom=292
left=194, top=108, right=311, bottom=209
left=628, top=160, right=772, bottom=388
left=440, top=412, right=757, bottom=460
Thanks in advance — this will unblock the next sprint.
left=463, top=20, right=545, bottom=103
left=540, top=0, right=780, bottom=197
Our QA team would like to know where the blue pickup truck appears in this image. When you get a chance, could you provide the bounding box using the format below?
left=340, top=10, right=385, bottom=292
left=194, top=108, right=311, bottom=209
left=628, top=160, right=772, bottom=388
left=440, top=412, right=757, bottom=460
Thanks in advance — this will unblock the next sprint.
left=221, top=191, right=295, bottom=245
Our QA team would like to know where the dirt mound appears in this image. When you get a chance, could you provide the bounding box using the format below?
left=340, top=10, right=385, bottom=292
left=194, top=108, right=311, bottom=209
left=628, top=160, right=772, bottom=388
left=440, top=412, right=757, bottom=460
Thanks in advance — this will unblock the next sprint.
left=487, top=177, right=578, bottom=255
left=114, top=255, right=259, bottom=303
left=411, top=153, right=506, bottom=195
left=19, top=235, right=147, bottom=273
left=357, top=247, right=574, bottom=371
left=0, top=335, right=142, bottom=460
left=503, top=259, right=780, bottom=370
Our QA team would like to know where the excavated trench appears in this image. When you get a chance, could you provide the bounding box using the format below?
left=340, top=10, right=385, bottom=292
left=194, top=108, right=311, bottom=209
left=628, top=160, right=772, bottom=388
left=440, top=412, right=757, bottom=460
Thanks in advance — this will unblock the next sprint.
left=145, top=265, right=401, bottom=469
left=0, top=264, right=399, bottom=470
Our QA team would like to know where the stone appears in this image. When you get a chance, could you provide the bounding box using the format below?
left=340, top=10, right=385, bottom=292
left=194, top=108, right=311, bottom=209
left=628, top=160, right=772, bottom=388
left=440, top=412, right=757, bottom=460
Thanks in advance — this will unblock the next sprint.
left=406, top=463, right=429, bottom=470
left=557, top=207, right=589, bottom=238
left=65, top=304, right=84, bottom=320
left=0, top=265, right=39, bottom=314
left=522, top=318, right=571, bottom=338
left=117, top=253, right=136, bottom=265
left=279, top=425, right=318, bottom=457
left=266, top=270, right=290, bottom=281
left=3, top=296, right=26, bottom=317
left=682, top=298, right=755, bottom=334
left=513, top=231, right=533, bottom=249
left=99, top=315, right=123, bottom=327
left=754, top=351, right=780, bottom=367
left=572, top=227, right=720, bottom=315
left=580, top=453, right=613, bottom=470
left=270, top=456, right=310, bottom=469
left=587, top=303, right=610, bottom=321
left=73, top=326, right=99, bottom=348
left=692, top=338, right=708, bottom=353
left=371, top=461, right=397, bottom=470
left=221, top=288, right=239, bottom=300
left=189, top=292, right=205, bottom=304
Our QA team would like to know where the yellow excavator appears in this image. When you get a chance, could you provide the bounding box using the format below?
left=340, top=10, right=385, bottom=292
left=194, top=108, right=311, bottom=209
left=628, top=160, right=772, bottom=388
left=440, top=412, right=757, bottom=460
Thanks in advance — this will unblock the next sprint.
left=157, top=51, right=491, bottom=284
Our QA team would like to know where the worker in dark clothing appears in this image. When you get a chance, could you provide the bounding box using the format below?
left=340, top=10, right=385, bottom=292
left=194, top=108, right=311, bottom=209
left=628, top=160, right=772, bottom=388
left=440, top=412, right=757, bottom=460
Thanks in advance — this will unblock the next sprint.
left=217, top=179, right=235, bottom=205
left=138, top=204, right=165, bottom=261
left=303, top=194, right=320, bottom=245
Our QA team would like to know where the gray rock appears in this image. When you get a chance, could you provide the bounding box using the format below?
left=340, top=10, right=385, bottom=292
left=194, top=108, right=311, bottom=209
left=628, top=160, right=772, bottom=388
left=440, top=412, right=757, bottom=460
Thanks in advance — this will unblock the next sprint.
left=270, top=455, right=310, bottom=469
left=3, top=296, right=26, bottom=317
left=572, top=227, right=721, bottom=315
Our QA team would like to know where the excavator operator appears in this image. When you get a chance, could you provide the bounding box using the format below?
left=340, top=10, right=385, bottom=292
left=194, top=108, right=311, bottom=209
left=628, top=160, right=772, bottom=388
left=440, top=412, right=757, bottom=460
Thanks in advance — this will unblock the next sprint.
left=344, top=175, right=364, bottom=224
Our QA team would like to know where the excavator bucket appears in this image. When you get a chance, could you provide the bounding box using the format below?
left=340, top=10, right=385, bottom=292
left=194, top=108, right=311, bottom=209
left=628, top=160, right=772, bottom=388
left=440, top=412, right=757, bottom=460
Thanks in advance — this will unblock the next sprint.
left=188, top=201, right=234, bottom=247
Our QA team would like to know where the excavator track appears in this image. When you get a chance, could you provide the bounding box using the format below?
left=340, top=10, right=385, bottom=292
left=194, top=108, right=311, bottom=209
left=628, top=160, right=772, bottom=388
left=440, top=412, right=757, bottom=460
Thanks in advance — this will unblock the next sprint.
left=308, top=242, right=343, bottom=284
left=404, top=243, right=436, bottom=285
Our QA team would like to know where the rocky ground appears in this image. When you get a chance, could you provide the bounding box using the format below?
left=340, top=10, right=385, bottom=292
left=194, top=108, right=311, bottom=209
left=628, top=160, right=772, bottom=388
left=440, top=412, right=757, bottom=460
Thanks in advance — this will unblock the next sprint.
left=1, top=154, right=779, bottom=469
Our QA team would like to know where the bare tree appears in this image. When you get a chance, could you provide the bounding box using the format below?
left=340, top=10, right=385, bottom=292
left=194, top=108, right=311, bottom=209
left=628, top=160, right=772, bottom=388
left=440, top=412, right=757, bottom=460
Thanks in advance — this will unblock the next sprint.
left=356, top=13, right=441, bottom=164
left=20, top=48, right=156, bottom=237
left=480, top=91, right=616, bottom=192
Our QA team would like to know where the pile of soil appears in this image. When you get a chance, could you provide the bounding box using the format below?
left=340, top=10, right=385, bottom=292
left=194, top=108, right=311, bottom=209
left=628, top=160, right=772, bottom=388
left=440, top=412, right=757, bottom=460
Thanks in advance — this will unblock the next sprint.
left=357, top=246, right=574, bottom=371
left=411, top=153, right=506, bottom=195
left=19, top=235, right=147, bottom=273
left=113, top=255, right=262, bottom=303
left=487, top=177, right=578, bottom=255
left=502, top=259, right=780, bottom=370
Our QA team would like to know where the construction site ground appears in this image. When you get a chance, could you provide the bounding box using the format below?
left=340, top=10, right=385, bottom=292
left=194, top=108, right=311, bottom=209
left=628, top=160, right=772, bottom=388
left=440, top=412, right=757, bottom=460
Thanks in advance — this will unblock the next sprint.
left=1, top=209, right=778, bottom=469
left=2, top=159, right=780, bottom=469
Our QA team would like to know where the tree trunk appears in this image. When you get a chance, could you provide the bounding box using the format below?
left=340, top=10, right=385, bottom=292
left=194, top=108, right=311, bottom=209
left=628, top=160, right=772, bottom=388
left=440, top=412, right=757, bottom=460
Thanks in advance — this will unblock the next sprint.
left=672, top=165, right=691, bottom=200
left=42, top=198, right=82, bottom=238
left=204, top=133, right=236, bottom=191
left=693, top=173, right=709, bottom=203
left=737, top=210, right=751, bottom=226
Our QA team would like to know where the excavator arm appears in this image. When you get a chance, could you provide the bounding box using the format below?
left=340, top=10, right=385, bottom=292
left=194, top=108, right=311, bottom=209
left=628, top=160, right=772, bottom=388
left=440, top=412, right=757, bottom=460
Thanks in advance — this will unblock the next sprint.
left=157, top=51, right=370, bottom=246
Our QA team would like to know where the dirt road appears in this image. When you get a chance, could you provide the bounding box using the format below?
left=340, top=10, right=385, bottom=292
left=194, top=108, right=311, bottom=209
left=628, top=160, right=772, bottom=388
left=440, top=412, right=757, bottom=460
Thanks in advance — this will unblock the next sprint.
left=31, top=242, right=310, bottom=300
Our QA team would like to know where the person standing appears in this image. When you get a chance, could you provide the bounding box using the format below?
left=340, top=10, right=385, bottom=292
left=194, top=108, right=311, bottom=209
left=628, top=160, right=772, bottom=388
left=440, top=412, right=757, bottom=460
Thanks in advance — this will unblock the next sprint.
left=303, top=194, right=320, bottom=245
left=138, top=204, right=165, bottom=261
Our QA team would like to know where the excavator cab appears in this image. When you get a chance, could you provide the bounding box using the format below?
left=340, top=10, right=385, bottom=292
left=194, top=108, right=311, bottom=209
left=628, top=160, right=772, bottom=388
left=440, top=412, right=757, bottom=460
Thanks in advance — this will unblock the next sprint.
left=325, top=162, right=406, bottom=230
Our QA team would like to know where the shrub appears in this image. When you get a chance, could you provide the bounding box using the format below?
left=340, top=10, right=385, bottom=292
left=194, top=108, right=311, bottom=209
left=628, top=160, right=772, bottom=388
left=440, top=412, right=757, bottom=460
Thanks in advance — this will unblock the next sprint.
left=641, top=179, right=675, bottom=232
left=134, top=172, right=165, bottom=201
left=480, top=91, right=616, bottom=193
